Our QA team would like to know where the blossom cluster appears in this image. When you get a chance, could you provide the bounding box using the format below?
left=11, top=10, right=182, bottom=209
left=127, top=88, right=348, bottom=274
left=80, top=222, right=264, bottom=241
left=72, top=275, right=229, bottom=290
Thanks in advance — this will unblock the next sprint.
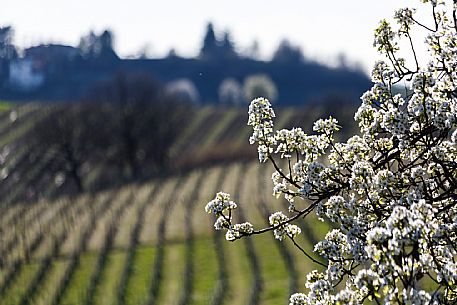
left=205, top=192, right=256, bottom=241
left=206, top=0, right=457, bottom=304
left=204, top=192, right=237, bottom=215
left=268, top=211, right=301, bottom=241
left=248, top=97, right=276, bottom=162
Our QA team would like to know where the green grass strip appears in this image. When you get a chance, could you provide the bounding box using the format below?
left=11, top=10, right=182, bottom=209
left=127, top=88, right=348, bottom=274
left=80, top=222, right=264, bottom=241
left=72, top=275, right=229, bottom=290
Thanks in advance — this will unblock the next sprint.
left=27, top=259, right=70, bottom=305
left=59, top=252, right=98, bottom=305
left=0, top=262, right=40, bottom=305
left=124, top=246, right=156, bottom=305
left=254, top=235, right=290, bottom=305
left=224, top=239, right=251, bottom=305
left=190, top=237, right=218, bottom=305
left=155, top=242, right=186, bottom=305
left=0, top=101, right=13, bottom=112
left=0, top=264, right=13, bottom=290
left=92, top=251, right=128, bottom=305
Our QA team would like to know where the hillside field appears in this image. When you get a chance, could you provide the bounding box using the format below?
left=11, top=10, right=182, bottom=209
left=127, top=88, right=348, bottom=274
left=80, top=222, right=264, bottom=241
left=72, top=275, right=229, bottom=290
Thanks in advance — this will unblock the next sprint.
left=0, top=102, right=355, bottom=305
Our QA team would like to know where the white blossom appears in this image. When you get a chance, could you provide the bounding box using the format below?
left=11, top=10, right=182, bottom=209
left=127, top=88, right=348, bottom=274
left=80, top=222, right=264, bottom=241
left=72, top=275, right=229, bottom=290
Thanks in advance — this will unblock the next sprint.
left=206, top=1, right=457, bottom=304
left=205, top=192, right=237, bottom=215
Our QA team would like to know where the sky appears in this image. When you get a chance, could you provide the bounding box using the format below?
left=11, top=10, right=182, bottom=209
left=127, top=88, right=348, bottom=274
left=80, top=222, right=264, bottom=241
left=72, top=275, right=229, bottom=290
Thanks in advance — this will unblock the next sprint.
left=2, top=0, right=433, bottom=73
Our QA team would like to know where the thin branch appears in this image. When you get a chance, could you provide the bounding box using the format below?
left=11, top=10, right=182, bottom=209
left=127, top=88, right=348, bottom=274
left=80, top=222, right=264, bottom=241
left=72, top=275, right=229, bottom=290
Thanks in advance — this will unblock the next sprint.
left=289, top=237, right=327, bottom=268
left=411, top=16, right=436, bottom=32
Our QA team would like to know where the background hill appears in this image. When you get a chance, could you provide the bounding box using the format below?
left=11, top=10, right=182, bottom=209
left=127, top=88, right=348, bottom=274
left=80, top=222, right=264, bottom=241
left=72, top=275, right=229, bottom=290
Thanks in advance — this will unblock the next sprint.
left=0, top=24, right=370, bottom=105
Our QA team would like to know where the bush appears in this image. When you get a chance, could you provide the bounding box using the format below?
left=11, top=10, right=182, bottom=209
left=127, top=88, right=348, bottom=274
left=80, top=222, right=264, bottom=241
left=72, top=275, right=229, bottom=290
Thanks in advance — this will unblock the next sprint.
left=243, top=74, right=278, bottom=104
left=206, top=1, right=457, bottom=304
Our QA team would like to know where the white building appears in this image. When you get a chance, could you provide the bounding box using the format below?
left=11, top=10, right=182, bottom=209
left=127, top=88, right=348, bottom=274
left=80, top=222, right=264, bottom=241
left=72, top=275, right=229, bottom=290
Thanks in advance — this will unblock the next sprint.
left=9, top=59, right=44, bottom=91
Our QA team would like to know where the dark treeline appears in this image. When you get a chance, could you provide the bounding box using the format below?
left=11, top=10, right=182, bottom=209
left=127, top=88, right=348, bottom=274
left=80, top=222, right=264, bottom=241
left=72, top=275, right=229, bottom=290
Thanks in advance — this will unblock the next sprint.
left=0, top=24, right=371, bottom=105
left=29, top=72, right=191, bottom=194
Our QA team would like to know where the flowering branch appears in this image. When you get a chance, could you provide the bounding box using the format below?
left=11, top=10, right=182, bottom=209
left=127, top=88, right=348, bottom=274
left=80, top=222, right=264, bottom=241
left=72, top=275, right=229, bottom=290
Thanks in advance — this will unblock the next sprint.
left=205, top=0, right=457, bottom=304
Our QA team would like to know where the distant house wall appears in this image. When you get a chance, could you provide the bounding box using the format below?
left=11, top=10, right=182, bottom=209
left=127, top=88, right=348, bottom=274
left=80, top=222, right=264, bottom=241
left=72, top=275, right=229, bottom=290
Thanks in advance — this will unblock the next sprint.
left=9, top=59, right=45, bottom=91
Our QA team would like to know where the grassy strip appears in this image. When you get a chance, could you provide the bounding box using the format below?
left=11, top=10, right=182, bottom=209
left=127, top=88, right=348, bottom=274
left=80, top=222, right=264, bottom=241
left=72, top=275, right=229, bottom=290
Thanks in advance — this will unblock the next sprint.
left=254, top=235, right=290, bottom=305
left=84, top=190, right=136, bottom=305
left=24, top=259, right=70, bottom=305
left=234, top=162, right=262, bottom=305
left=49, top=254, right=79, bottom=305
left=91, top=251, right=128, bottom=305
left=154, top=242, right=186, bottom=305
left=224, top=238, right=251, bottom=305
left=18, top=252, right=55, bottom=305
left=13, top=197, right=90, bottom=305
left=32, top=195, right=92, bottom=260
left=58, top=252, right=99, bottom=305
left=50, top=192, right=117, bottom=305
left=145, top=176, right=186, bottom=305
left=59, top=194, right=114, bottom=305
left=0, top=101, right=13, bottom=112
left=0, top=184, right=49, bottom=260
left=183, top=109, right=224, bottom=151
left=19, top=224, right=72, bottom=305
left=0, top=195, right=76, bottom=296
left=0, top=144, right=44, bottom=204
left=124, top=246, right=156, bottom=305
left=169, top=106, right=213, bottom=157
left=190, top=238, right=218, bottom=305
left=84, top=232, right=115, bottom=305
left=0, top=264, right=13, bottom=288
left=0, top=262, right=21, bottom=299
left=139, top=178, right=181, bottom=245
left=2, top=149, right=57, bottom=206
left=0, top=204, right=38, bottom=266
left=2, top=194, right=78, bottom=269
left=177, top=171, right=206, bottom=305
left=0, top=105, right=62, bottom=208
left=0, top=104, right=38, bottom=144
left=0, top=105, right=52, bottom=156
left=0, top=262, right=41, bottom=305
left=0, top=103, right=38, bottom=134
left=0, top=205, right=22, bottom=233
left=116, top=184, right=158, bottom=305
left=199, top=109, right=239, bottom=149
left=122, top=182, right=164, bottom=305
left=209, top=111, right=244, bottom=145
left=20, top=197, right=75, bottom=261
left=0, top=107, right=58, bottom=199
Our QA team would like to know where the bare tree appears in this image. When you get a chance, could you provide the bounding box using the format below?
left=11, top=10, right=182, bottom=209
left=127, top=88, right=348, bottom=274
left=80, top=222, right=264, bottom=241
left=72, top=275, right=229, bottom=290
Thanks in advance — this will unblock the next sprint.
left=88, top=72, right=190, bottom=179
left=32, top=103, right=105, bottom=192
left=31, top=72, right=190, bottom=196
